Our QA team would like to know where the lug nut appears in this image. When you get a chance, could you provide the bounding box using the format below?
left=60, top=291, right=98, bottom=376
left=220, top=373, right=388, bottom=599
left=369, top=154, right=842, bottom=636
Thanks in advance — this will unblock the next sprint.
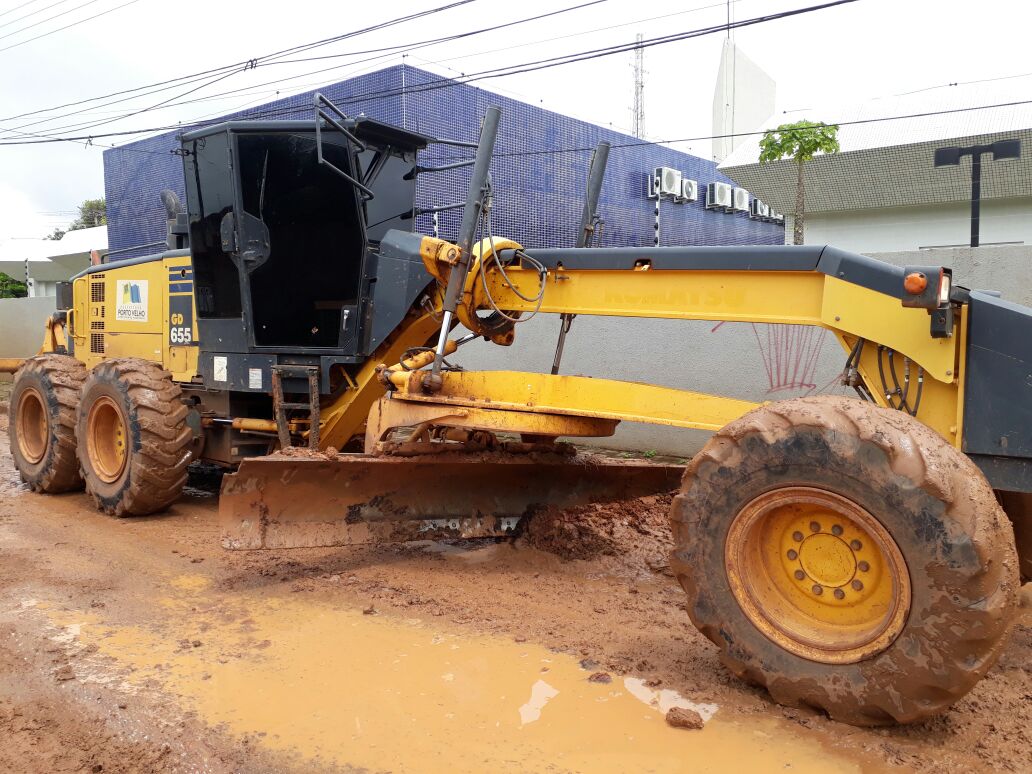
left=831, top=524, right=843, bottom=536
left=792, top=531, right=804, bottom=542
left=851, top=580, right=864, bottom=591
left=858, top=560, right=870, bottom=572
left=809, top=521, right=821, bottom=533
left=834, top=588, right=845, bottom=600
left=812, top=584, right=823, bottom=595
left=794, top=570, right=806, bottom=581
left=787, top=549, right=798, bottom=560
left=850, top=539, right=863, bottom=551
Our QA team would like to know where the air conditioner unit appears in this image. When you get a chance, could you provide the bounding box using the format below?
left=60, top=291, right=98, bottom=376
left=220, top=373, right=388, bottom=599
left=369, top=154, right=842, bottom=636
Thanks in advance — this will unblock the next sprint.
left=732, top=187, right=750, bottom=212
left=649, top=166, right=682, bottom=199
left=749, top=200, right=770, bottom=219
left=705, top=181, right=732, bottom=210
left=771, top=211, right=785, bottom=224
left=678, top=178, right=698, bottom=203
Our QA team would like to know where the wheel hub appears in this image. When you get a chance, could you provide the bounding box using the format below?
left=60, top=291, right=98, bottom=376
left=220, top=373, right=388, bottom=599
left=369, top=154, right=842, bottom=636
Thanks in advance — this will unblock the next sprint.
left=86, top=396, right=128, bottom=484
left=725, top=486, right=910, bottom=664
left=16, top=387, right=48, bottom=464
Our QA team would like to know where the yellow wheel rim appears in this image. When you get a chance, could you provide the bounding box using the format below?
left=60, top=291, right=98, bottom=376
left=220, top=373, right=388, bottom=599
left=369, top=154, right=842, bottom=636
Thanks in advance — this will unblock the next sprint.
left=86, top=396, right=128, bottom=484
left=725, top=486, right=911, bottom=664
left=16, top=387, right=48, bottom=464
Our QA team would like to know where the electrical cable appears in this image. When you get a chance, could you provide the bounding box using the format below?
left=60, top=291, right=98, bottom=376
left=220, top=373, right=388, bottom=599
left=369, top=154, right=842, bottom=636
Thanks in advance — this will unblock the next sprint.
left=10, top=0, right=717, bottom=132
left=0, top=0, right=104, bottom=42
left=1, top=0, right=601, bottom=139
left=0, top=0, right=853, bottom=145
left=0, top=0, right=75, bottom=31
left=0, top=0, right=477, bottom=121
left=0, top=0, right=141, bottom=55
left=0, top=0, right=47, bottom=20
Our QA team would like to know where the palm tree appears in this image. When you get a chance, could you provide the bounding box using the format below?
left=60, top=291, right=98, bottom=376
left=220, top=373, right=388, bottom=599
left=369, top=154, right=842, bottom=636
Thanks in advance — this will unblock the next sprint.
left=758, top=121, right=840, bottom=245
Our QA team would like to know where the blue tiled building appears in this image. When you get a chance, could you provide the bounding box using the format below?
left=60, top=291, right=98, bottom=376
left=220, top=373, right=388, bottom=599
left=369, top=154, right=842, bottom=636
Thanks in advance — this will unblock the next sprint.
left=103, top=65, right=782, bottom=258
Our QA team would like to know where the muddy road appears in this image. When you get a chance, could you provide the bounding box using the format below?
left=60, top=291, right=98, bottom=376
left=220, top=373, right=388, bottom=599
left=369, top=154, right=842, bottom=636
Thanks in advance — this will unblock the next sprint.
left=0, top=407, right=1029, bottom=773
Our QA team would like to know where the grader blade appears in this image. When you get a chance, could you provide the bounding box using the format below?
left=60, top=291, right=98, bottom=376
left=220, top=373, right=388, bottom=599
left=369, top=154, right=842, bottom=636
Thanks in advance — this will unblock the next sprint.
left=219, top=453, right=683, bottom=550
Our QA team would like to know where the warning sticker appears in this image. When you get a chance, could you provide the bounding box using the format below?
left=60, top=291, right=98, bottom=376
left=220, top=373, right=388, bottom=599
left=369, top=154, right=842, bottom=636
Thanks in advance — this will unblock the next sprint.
left=213, top=356, right=227, bottom=382
left=248, top=368, right=262, bottom=390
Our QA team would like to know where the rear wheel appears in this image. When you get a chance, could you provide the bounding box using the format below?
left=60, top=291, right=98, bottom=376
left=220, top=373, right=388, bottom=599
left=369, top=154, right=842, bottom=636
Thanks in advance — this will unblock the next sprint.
left=8, top=354, right=86, bottom=492
left=670, top=395, right=1020, bottom=725
left=76, top=359, right=191, bottom=516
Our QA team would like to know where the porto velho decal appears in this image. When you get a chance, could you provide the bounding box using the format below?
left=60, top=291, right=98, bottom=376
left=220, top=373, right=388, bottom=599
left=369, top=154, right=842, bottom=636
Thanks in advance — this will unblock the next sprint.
left=115, top=280, right=148, bottom=322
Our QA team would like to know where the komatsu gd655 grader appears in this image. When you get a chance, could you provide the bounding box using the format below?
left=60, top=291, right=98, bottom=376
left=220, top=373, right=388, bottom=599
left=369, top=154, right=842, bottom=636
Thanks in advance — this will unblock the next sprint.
left=4, top=100, right=1027, bottom=727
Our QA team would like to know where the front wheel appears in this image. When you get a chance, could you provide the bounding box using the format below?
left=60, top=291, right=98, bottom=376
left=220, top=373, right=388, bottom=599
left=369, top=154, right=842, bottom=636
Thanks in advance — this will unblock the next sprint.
left=670, top=396, right=1019, bottom=726
left=76, top=359, right=192, bottom=516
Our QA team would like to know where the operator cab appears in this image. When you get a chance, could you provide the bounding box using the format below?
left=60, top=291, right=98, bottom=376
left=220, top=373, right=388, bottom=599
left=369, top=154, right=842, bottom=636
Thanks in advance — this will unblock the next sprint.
left=180, top=114, right=431, bottom=360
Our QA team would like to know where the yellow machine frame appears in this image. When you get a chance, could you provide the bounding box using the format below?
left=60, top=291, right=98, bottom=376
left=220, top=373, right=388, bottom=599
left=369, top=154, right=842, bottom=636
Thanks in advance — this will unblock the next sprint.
left=323, top=236, right=966, bottom=453
left=34, top=235, right=962, bottom=459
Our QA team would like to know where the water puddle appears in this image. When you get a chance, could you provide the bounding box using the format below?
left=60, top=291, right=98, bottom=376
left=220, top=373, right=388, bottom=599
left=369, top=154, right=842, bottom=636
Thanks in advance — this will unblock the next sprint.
left=45, top=586, right=870, bottom=773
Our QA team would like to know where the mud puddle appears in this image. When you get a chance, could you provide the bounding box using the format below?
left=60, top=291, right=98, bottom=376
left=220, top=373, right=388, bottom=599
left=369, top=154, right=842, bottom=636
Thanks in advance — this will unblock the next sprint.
left=33, top=577, right=873, bottom=774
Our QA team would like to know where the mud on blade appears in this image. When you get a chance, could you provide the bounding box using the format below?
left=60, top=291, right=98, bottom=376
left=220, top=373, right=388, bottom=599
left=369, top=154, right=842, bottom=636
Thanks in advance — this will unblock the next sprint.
left=219, top=453, right=684, bottom=549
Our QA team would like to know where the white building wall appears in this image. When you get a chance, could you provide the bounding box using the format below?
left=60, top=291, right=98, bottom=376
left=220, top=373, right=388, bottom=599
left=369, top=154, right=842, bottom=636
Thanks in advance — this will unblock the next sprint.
left=711, top=40, right=776, bottom=163
left=788, top=198, right=1032, bottom=252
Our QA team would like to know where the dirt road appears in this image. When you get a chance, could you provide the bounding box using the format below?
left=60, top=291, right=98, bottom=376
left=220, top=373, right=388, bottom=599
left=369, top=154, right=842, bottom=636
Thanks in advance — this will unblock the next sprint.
left=0, top=405, right=1029, bottom=772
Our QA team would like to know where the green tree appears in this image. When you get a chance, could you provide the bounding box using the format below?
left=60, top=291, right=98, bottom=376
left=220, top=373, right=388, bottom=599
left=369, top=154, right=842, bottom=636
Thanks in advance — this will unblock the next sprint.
left=0, top=272, right=28, bottom=298
left=44, top=227, right=66, bottom=241
left=68, top=198, right=107, bottom=231
left=758, top=120, right=840, bottom=245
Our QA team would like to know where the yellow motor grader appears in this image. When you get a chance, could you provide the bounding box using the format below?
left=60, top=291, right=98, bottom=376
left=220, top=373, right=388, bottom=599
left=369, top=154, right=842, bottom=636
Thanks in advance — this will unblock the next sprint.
left=4, top=101, right=1027, bottom=727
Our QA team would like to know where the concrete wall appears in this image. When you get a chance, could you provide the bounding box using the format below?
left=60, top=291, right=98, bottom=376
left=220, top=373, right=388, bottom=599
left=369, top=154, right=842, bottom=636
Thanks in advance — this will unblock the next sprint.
left=789, top=198, right=1032, bottom=252
left=0, top=296, right=56, bottom=359
left=453, top=245, right=1032, bottom=456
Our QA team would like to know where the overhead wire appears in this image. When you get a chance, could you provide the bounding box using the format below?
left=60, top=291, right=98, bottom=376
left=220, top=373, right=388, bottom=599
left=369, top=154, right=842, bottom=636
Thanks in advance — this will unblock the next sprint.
left=0, top=0, right=478, bottom=120
left=0, top=0, right=142, bottom=54
left=0, top=0, right=602, bottom=138
left=0, top=0, right=860, bottom=147
left=0, top=0, right=75, bottom=30
left=0, top=0, right=47, bottom=19
left=16, top=0, right=731, bottom=129
left=0, top=0, right=101, bottom=40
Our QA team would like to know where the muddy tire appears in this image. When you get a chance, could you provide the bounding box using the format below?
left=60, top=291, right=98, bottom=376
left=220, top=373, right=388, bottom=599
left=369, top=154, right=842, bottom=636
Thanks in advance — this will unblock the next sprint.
left=7, top=354, right=86, bottom=493
left=76, top=358, right=191, bottom=516
left=670, top=395, right=1020, bottom=726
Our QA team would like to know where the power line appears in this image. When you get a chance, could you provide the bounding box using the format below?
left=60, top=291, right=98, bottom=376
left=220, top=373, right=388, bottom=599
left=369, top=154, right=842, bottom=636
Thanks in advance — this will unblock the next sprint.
left=0, top=0, right=858, bottom=147
left=0, top=0, right=106, bottom=43
left=5, top=89, right=1023, bottom=166
left=0, top=0, right=142, bottom=55
left=0, top=0, right=600, bottom=138
left=84, top=0, right=736, bottom=139
left=0, top=0, right=46, bottom=19
left=0, top=0, right=477, bottom=119
left=0, top=0, right=75, bottom=31
left=238, top=1, right=859, bottom=117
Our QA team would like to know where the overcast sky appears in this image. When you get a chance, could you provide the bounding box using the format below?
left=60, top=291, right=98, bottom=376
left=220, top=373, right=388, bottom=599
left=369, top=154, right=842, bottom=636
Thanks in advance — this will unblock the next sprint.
left=0, top=0, right=1028, bottom=240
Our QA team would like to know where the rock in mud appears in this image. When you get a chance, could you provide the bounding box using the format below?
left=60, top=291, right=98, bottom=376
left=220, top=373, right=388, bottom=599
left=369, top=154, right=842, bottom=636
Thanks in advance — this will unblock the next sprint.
left=665, top=707, right=704, bottom=730
left=54, top=665, right=75, bottom=682
left=587, top=671, right=612, bottom=684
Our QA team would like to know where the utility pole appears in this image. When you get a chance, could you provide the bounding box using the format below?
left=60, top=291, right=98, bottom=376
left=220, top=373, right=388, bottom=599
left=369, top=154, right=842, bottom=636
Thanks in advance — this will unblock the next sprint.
left=631, top=33, right=645, bottom=139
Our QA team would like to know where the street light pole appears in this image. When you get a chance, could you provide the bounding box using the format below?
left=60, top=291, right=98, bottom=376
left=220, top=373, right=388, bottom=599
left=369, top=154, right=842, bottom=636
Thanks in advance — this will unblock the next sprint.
left=970, top=151, right=981, bottom=247
left=934, top=139, right=1021, bottom=248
